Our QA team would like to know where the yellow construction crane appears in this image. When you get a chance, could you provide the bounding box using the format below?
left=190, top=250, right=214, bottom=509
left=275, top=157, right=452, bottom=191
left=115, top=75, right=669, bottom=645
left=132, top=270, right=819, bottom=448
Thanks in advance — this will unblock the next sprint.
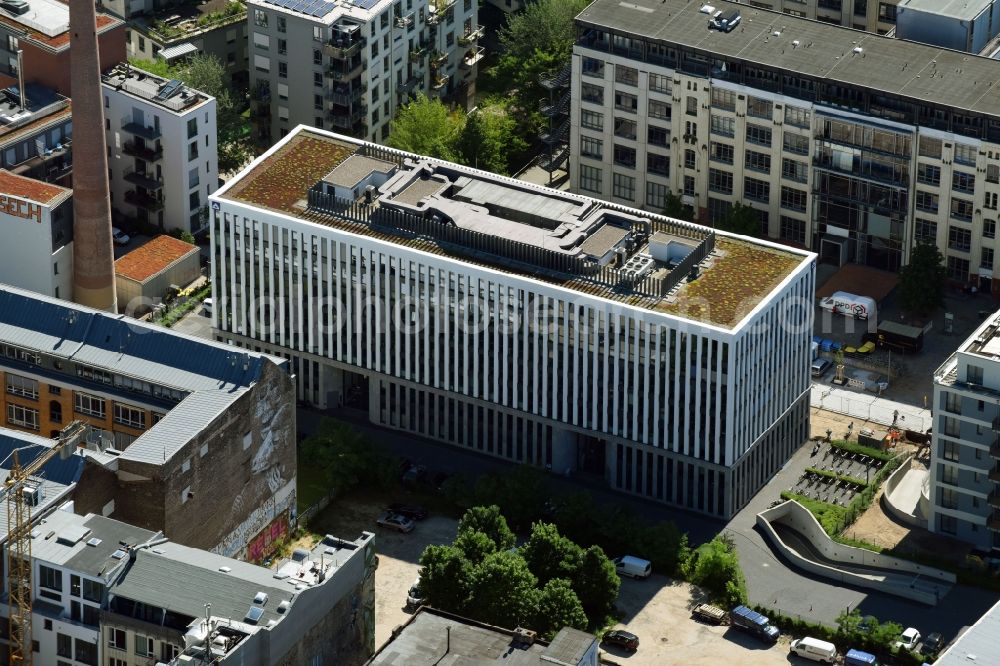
left=5, top=421, right=85, bottom=666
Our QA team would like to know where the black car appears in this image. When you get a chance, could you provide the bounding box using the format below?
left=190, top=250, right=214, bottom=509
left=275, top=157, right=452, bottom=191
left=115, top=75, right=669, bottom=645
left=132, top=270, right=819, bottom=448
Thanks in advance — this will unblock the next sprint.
left=921, top=632, right=944, bottom=655
left=389, top=503, right=428, bottom=521
left=602, top=630, right=639, bottom=651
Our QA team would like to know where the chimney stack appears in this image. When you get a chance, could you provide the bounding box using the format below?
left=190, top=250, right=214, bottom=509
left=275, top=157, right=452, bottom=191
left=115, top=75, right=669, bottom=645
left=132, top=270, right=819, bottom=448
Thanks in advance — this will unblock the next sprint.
left=69, top=0, right=117, bottom=311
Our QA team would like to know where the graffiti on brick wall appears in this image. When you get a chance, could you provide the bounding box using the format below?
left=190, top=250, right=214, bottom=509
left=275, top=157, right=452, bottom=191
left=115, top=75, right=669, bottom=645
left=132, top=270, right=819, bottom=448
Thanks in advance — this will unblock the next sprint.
left=246, top=511, right=290, bottom=563
left=214, top=479, right=295, bottom=559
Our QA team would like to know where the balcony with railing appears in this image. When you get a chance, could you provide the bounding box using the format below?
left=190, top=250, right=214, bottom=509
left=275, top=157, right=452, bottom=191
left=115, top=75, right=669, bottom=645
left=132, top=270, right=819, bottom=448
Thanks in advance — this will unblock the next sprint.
left=989, top=492, right=1000, bottom=509
left=409, top=43, right=429, bottom=62
left=324, top=35, right=365, bottom=60
left=122, top=140, right=163, bottom=162
left=990, top=465, right=1000, bottom=482
left=458, top=26, right=484, bottom=46
left=328, top=84, right=365, bottom=107
left=123, top=168, right=164, bottom=191
left=10, top=141, right=72, bottom=182
left=328, top=58, right=364, bottom=82
left=398, top=76, right=420, bottom=95
left=461, top=47, right=484, bottom=69
left=329, top=108, right=366, bottom=130
left=395, top=12, right=414, bottom=28
left=124, top=189, right=165, bottom=212
left=120, top=115, right=161, bottom=140
left=433, top=0, right=456, bottom=14
left=989, top=510, right=1000, bottom=531
left=431, top=74, right=450, bottom=91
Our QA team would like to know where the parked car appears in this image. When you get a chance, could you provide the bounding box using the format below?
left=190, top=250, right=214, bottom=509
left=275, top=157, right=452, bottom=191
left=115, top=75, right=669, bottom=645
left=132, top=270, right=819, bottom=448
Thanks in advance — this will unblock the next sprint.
left=921, top=632, right=944, bottom=655
left=202, top=297, right=214, bottom=317
left=389, top=503, right=428, bottom=521
left=811, top=358, right=832, bottom=377
left=376, top=512, right=415, bottom=533
left=894, top=627, right=921, bottom=650
left=405, top=576, right=425, bottom=610
left=730, top=605, right=780, bottom=643
left=111, top=227, right=131, bottom=246
left=601, top=630, right=639, bottom=651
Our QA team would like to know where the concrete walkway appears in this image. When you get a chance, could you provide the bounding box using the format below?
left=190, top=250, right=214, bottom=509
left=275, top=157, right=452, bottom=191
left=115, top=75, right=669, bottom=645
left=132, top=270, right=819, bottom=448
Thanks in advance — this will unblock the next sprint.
left=810, top=384, right=932, bottom=432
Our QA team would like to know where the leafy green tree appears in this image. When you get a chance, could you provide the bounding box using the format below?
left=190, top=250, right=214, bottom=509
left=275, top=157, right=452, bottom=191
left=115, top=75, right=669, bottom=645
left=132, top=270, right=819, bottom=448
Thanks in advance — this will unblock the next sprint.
left=472, top=465, right=546, bottom=530
left=454, top=529, right=497, bottom=565
left=637, top=522, right=690, bottom=576
left=872, top=619, right=904, bottom=653
left=419, top=545, right=475, bottom=613
left=899, top=240, right=947, bottom=315
left=551, top=491, right=598, bottom=545
left=681, top=535, right=747, bottom=607
left=387, top=94, right=464, bottom=161
left=127, top=57, right=173, bottom=77
left=572, top=545, right=620, bottom=621
left=520, top=522, right=582, bottom=585
left=299, top=419, right=395, bottom=495
left=534, top=578, right=587, bottom=639
left=470, top=551, right=539, bottom=628
left=663, top=192, right=694, bottom=222
left=456, top=100, right=527, bottom=175
left=717, top=202, right=761, bottom=236
left=457, top=505, right=516, bottom=551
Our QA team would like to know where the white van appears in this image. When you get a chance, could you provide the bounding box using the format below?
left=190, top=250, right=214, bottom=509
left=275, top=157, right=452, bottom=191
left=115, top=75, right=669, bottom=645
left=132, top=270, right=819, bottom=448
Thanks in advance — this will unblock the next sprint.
left=818, top=291, right=876, bottom=321
left=202, top=297, right=213, bottom=317
left=613, top=555, right=652, bottom=579
left=790, top=636, right=837, bottom=664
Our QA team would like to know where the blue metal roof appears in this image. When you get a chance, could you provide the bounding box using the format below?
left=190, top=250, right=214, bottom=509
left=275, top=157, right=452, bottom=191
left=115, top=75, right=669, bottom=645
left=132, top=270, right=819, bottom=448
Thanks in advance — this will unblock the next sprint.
left=0, top=429, right=85, bottom=487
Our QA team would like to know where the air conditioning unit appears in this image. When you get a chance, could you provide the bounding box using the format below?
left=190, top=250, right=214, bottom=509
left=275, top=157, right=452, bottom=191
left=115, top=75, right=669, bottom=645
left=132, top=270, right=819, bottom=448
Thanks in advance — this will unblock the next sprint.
left=21, top=484, right=40, bottom=507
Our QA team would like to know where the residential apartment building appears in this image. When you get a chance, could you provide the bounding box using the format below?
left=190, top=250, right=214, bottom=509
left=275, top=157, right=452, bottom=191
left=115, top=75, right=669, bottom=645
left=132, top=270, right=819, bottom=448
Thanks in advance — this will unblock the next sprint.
left=103, top=63, right=218, bottom=235
left=245, top=0, right=482, bottom=148
left=103, top=0, right=250, bottom=91
left=0, top=0, right=125, bottom=96
left=734, top=0, right=899, bottom=33
left=210, top=127, right=815, bottom=518
left=0, top=170, right=73, bottom=299
left=0, top=283, right=296, bottom=560
left=570, top=0, right=1000, bottom=294
left=930, top=310, right=1000, bottom=551
left=0, top=83, right=73, bottom=187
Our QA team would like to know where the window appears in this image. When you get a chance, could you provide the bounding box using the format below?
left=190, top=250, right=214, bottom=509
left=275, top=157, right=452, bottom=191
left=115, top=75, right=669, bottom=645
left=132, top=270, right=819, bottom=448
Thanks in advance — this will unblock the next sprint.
left=135, top=635, right=154, bottom=657
left=254, top=9, right=267, bottom=27
left=708, top=168, right=733, bottom=195
left=745, top=124, right=772, bottom=147
left=39, top=564, right=61, bottom=592
left=648, top=99, right=670, bottom=120
left=780, top=216, right=806, bottom=244
left=955, top=143, right=976, bottom=166
left=780, top=186, right=807, bottom=211
left=614, top=91, right=637, bottom=113
left=614, top=118, right=636, bottom=140
left=579, top=165, right=602, bottom=193
left=615, top=65, right=638, bottom=86
left=918, top=136, right=942, bottom=158
left=938, top=513, right=957, bottom=535
left=944, top=391, right=961, bottom=413
left=684, top=149, right=696, bottom=169
left=7, top=404, right=38, bottom=430
left=57, top=634, right=72, bottom=659
left=942, top=440, right=959, bottom=461
left=953, top=171, right=975, bottom=193
left=744, top=150, right=770, bottom=174
left=917, top=164, right=941, bottom=186
left=747, top=96, right=772, bottom=119
left=6, top=374, right=37, bottom=399
left=686, top=96, right=697, bottom=116
left=916, top=191, right=939, bottom=213
left=82, top=579, right=103, bottom=603
left=647, top=152, right=669, bottom=177
left=784, top=105, right=810, bottom=128
left=612, top=173, right=635, bottom=200
left=188, top=141, right=198, bottom=161
left=915, top=218, right=937, bottom=242
left=711, top=88, right=735, bottom=111
left=940, top=487, right=958, bottom=510
left=189, top=191, right=200, bottom=211
left=951, top=198, right=974, bottom=222
left=74, top=393, right=105, bottom=418
left=986, top=192, right=998, bottom=210
left=580, top=109, right=603, bottom=131
left=113, top=403, right=145, bottom=429
left=580, top=136, right=602, bottom=160
left=947, top=255, right=970, bottom=281
left=645, top=182, right=668, bottom=209
left=580, top=83, right=603, bottom=105
left=648, top=124, right=669, bottom=147
left=648, top=73, right=671, bottom=94
left=710, top=142, right=733, bottom=164
left=277, top=38, right=286, bottom=54
left=989, top=164, right=1000, bottom=183
left=782, top=158, right=807, bottom=183
left=968, top=364, right=984, bottom=384
left=783, top=133, right=809, bottom=154
left=581, top=56, right=604, bottom=78
left=744, top=177, right=770, bottom=203
left=613, top=144, right=636, bottom=168
left=985, top=219, right=996, bottom=239
left=75, top=639, right=97, bottom=666
left=949, top=226, right=972, bottom=251
left=313, top=72, right=323, bottom=87
left=878, top=1, right=896, bottom=21
left=710, top=114, right=734, bottom=137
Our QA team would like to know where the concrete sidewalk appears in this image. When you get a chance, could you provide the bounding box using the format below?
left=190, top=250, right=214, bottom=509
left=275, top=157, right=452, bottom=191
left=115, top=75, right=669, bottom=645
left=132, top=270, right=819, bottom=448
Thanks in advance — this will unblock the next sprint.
left=811, top=384, right=932, bottom=432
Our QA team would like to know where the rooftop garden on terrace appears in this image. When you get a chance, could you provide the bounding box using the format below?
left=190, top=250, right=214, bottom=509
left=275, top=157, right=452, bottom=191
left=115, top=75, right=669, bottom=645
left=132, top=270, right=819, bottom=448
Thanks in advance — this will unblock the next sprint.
left=146, top=0, right=245, bottom=40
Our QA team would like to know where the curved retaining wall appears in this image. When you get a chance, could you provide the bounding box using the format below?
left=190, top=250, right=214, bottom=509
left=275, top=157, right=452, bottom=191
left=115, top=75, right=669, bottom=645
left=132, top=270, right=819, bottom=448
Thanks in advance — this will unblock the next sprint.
left=757, top=500, right=954, bottom=605
left=881, top=455, right=927, bottom=529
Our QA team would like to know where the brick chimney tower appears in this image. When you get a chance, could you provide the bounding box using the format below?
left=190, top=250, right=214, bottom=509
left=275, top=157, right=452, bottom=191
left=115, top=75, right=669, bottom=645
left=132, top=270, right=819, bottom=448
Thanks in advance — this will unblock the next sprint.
left=69, top=0, right=117, bottom=311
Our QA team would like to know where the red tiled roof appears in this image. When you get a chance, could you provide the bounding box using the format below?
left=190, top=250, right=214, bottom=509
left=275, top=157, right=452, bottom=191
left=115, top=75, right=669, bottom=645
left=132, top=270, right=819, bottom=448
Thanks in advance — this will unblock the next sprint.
left=0, top=169, right=69, bottom=204
left=115, top=234, right=199, bottom=283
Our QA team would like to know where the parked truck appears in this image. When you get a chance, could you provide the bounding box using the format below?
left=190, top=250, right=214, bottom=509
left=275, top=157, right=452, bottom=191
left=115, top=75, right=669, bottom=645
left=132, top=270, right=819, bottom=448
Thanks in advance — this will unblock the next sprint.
left=870, top=320, right=925, bottom=354
left=730, top=605, right=780, bottom=643
left=692, top=603, right=728, bottom=625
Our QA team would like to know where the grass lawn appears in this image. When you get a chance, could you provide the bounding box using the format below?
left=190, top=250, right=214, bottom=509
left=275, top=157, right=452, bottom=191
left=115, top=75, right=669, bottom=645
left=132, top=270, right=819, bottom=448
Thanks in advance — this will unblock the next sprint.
left=297, top=453, right=330, bottom=512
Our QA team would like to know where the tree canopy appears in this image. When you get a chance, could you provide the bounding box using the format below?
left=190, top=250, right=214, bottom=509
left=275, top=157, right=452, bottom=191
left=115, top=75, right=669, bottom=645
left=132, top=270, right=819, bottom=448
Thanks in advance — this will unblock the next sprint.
left=716, top=202, right=761, bottom=237
left=681, top=534, right=747, bottom=607
left=456, top=100, right=527, bottom=175
left=386, top=94, right=465, bottom=162
left=299, top=419, right=396, bottom=495
left=898, top=240, right=947, bottom=315
left=457, top=505, right=516, bottom=552
left=521, top=522, right=582, bottom=586
left=419, top=544, right=475, bottom=613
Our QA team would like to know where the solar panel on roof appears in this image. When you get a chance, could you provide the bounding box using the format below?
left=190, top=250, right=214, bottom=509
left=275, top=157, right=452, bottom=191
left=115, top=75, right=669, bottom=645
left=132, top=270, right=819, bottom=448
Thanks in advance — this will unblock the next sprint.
left=155, top=79, right=183, bottom=101
left=354, top=0, right=380, bottom=9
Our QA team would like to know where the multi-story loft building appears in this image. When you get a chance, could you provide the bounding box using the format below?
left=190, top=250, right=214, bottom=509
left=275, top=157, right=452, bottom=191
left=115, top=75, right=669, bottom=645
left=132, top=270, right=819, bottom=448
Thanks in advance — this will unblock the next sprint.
left=570, top=0, right=1000, bottom=294
left=930, top=310, right=1000, bottom=551
left=102, top=63, right=218, bottom=235
left=245, top=0, right=482, bottom=148
left=0, top=170, right=73, bottom=299
left=0, top=284, right=296, bottom=560
left=0, top=0, right=125, bottom=96
left=210, top=127, right=815, bottom=519
left=103, top=0, right=250, bottom=91
left=0, top=83, right=73, bottom=186
left=734, top=0, right=900, bottom=33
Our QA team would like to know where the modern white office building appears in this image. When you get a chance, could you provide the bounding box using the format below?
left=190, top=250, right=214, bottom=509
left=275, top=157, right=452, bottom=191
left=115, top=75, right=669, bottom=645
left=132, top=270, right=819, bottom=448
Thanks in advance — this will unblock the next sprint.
left=570, top=0, right=1000, bottom=293
left=0, top=170, right=73, bottom=299
left=210, top=126, right=815, bottom=518
left=930, top=310, right=1000, bottom=551
left=245, top=0, right=482, bottom=148
left=103, top=63, right=218, bottom=235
